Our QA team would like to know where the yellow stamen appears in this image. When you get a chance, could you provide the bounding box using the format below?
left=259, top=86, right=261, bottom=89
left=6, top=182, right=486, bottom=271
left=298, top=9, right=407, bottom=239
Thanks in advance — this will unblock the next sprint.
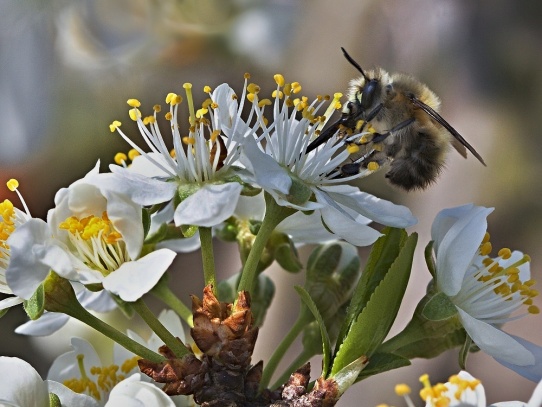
left=498, top=248, right=512, bottom=259
left=109, top=120, right=121, bottom=132
left=347, top=144, right=360, bottom=154
left=203, top=85, right=212, bottom=93
left=395, top=384, right=411, bottom=396
left=6, top=179, right=19, bottom=192
left=129, top=108, right=141, bottom=121
left=247, top=83, right=260, bottom=94
left=479, top=241, right=492, bottom=256
left=274, top=74, right=285, bottom=87
left=114, top=153, right=127, bottom=165
left=126, top=98, right=141, bottom=108
left=367, top=162, right=380, bottom=171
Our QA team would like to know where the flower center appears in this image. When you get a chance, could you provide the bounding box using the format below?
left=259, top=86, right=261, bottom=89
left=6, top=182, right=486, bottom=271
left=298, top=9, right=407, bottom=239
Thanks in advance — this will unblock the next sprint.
left=419, top=373, right=481, bottom=407
left=59, top=212, right=128, bottom=276
left=452, top=232, right=539, bottom=324
left=63, top=353, right=140, bottom=401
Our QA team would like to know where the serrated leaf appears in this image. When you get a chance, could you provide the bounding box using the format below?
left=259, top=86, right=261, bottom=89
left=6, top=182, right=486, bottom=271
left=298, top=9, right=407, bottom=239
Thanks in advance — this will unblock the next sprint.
left=331, top=232, right=417, bottom=376
left=335, top=228, right=407, bottom=354
left=295, top=286, right=332, bottom=377
left=355, top=352, right=411, bottom=381
left=421, top=292, right=458, bottom=321
left=23, top=284, right=45, bottom=320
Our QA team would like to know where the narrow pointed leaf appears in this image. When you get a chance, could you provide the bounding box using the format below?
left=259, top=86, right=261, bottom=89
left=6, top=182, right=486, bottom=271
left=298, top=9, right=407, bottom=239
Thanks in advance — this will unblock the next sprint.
left=294, top=285, right=332, bottom=377
left=331, top=233, right=417, bottom=376
left=355, top=352, right=411, bottom=381
left=23, top=284, right=45, bottom=320
left=335, top=228, right=407, bottom=354
left=333, top=356, right=369, bottom=396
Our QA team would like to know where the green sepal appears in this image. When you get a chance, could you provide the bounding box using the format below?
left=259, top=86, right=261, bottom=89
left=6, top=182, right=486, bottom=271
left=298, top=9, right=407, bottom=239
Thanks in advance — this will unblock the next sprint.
left=287, top=175, right=313, bottom=206
left=23, top=283, right=45, bottom=320
left=142, top=207, right=152, bottom=241
left=218, top=272, right=275, bottom=327
left=144, top=222, right=168, bottom=244
left=271, top=233, right=302, bottom=273
left=424, top=240, right=437, bottom=279
left=111, top=294, right=135, bottom=319
left=295, top=286, right=332, bottom=377
left=49, top=392, right=62, bottom=407
left=421, top=291, right=458, bottom=321
left=330, top=232, right=417, bottom=376
left=354, top=352, right=411, bottom=382
left=84, top=283, right=104, bottom=292
left=0, top=307, right=8, bottom=319
left=180, top=224, right=198, bottom=238
left=459, top=335, right=473, bottom=369
left=335, top=228, right=407, bottom=353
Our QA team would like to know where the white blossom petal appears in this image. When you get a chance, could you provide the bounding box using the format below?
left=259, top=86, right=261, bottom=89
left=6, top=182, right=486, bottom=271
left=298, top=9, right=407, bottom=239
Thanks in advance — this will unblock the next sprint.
left=435, top=206, right=493, bottom=297
left=0, top=296, right=23, bottom=310
left=456, top=307, right=534, bottom=365
left=320, top=205, right=383, bottom=246
left=494, top=335, right=542, bottom=382
left=174, top=183, right=243, bottom=227
left=0, top=357, right=49, bottom=407
left=47, top=380, right=99, bottom=407
left=15, top=312, right=69, bottom=336
left=102, top=249, right=176, bottom=302
left=105, top=374, right=176, bottom=407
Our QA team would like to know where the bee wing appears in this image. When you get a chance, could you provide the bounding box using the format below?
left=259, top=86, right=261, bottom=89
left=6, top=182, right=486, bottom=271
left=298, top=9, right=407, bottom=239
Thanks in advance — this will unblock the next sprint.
left=409, top=96, right=486, bottom=166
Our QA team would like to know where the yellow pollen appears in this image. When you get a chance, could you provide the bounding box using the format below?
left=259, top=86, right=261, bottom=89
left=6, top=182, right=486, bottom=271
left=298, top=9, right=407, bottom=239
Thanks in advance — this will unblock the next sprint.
left=142, top=116, right=155, bottom=125
left=355, top=120, right=365, bottom=131
left=284, top=83, right=292, bottom=96
left=196, top=108, right=208, bottom=118
left=247, top=83, right=260, bottom=94
left=165, top=93, right=177, bottom=104
left=479, top=241, right=492, bottom=256
left=258, top=99, right=272, bottom=107
left=128, top=149, right=139, bottom=161
left=394, top=384, right=411, bottom=396
left=165, top=112, right=173, bottom=121
left=247, top=93, right=256, bottom=103
left=373, top=143, right=383, bottom=152
left=6, top=179, right=19, bottom=192
left=210, top=130, right=221, bottom=142
left=291, top=81, right=302, bottom=93
left=274, top=74, right=285, bottom=87
left=182, top=136, right=196, bottom=145
left=482, top=232, right=490, bottom=243
left=126, top=98, right=141, bottom=108
left=114, top=153, right=127, bottom=165
left=498, top=248, right=512, bottom=259
left=203, top=85, right=212, bottom=93
left=528, top=305, right=540, bottom=314
left=129, top=108, right=141, bottom=121
left=109, top=120, right=121, bottom=132
left=367, top=162, right=380, bottom=171
left=347, top=144, right=360, bottom=154
left=183, top=83, right=192, bottom=90
left=153, top=104, right=161, bottom=112
left=272, top=90, right=284, bottom=99
left=244, top=72, right=251, bottom=79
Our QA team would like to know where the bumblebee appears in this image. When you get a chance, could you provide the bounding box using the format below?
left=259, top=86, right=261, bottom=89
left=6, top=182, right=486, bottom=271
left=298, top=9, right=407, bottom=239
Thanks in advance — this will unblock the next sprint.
left=308, top=48, right=486, bottom=190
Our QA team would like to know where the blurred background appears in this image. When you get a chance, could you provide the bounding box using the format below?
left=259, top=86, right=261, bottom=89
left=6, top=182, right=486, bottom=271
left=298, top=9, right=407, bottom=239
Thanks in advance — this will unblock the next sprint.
left=1, top=0, right=541, bottom=404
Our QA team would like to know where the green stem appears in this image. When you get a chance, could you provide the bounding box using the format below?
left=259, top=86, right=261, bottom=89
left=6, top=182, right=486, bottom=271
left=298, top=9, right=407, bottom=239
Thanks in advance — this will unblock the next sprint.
left=260, top=314, right=308, bottom=390
left=271, top=348, right=313, bottom=390
left=43, top=273, right=163, bottom=362
left=199, top=227, right=217, bottom=295
left=237, top=192, right=293, bottom=295
left=132, top=298, right=189, bottom=358
left=151, top=276, right=193, bottom=327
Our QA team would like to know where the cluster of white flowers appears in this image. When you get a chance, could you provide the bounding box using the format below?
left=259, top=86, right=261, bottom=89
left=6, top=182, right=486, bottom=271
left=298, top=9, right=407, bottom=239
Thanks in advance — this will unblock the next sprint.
left=0, top=75, right=540, bottom=405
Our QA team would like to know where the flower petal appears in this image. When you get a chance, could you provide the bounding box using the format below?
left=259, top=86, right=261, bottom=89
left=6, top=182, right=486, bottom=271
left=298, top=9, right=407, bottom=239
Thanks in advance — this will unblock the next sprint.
left=435, top=206, right=493, bottom=296
left=0, top=296, right=23, bottom=310
left=48, top=337, right=102, bottom=383
left=494, top=335, right=542, bottom=383
left=15, top=312, right=69, bottom=336
left=6, top=219, right=72, bottom=299
left=47, top=380, right=99, bottom=407
left=320, top=184, right=417, bottom=228
left=0, top=357, right=49, bottom=407
left=456, top=307, right=534, bottom=365
left=102, top=249, right=176, bottom=302
left=105, top=374, right=176, bottom=407
left=240, top=138, right=292, bottom=195
left=319, top=205, right=382, bottom=246
left=431, top=203, right=476, bottom=253
left=108, top=164, right=177, bottom=205
left=174, top=183, right=243, bottom=227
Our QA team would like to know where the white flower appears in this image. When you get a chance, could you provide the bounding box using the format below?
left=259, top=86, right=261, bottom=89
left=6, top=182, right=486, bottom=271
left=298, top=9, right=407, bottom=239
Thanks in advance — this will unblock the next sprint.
left=48, top=310, right=189, bottom=406
left=108, top=80, right=257, bottom=228
left=0, top=183, right=30, bottom=311
left=6, top=163, right=176, bottom=302
left=0, top=356, right=98, bottom=407
left=420, top=371, right=485, bottom=407
left=432, top=204, right=541, bottom=378
left=239, top=75, right=416, bottom=246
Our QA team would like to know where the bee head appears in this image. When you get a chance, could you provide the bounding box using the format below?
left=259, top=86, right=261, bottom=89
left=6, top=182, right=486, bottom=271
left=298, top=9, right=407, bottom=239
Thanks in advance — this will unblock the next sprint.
left=341, top=47, right=380, bottom=112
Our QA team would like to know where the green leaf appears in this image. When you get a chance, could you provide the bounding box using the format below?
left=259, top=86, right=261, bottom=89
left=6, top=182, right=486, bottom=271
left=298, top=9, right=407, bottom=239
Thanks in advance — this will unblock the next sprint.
left=272, top=237, right=302, bottom=273
left=335, top=228, right=407, bottom=354
left=23, top=284, right=45, bottom=320
left=331, top=232, right=417, bottom=376
left=0, top=307, right=9, bottom=319
left=421, top=292, right=458, bottom=321
left=294, top=286, right=332, bottom=377
left=388, top=328, right=467, bottom=360
left=355, top=352, right=411, bottom=381
left=142, top=207, right=152, bottom=240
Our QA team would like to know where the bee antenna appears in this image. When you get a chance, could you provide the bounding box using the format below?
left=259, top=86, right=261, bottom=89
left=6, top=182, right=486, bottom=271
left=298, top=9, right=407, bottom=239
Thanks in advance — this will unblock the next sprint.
left=341, top=47, right=370, bottom=82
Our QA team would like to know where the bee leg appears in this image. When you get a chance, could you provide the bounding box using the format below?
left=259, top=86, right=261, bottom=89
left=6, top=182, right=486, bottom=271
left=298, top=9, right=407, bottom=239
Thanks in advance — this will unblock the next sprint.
left=370, top=118, right=416, bottom=143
